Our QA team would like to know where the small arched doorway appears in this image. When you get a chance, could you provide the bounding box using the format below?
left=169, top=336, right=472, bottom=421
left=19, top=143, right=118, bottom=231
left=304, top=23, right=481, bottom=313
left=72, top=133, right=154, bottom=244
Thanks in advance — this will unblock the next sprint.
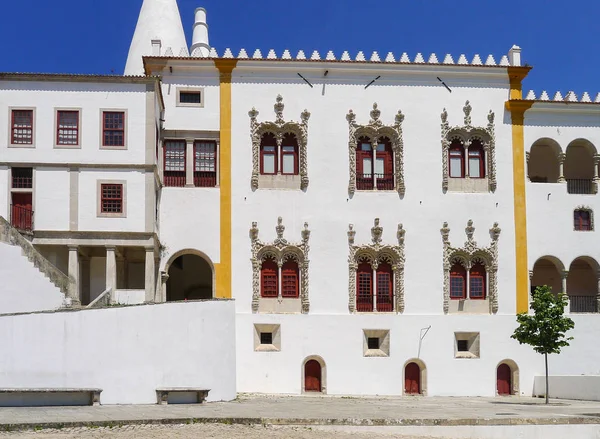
left=166, top=251, right=214, bottom=301
left=497, top=364, right=511, bottom=395
left=405, top=362, right=420, bottom=395
left=302, top=356, right=326, bottom=394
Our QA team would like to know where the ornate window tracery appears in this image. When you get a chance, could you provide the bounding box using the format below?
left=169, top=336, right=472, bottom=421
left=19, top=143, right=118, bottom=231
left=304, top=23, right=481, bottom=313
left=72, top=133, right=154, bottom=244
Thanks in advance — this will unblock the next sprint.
left=441, top=101, right=496, bottom=192
left=249, top=95, right=310, bottom=190
left=348, top=219, right=406, bottom=313
left=441, top=220, right=501, bottom=314
left=346, top=104, right=405, bottom=196
left=250, top=217, right=310, bottom=313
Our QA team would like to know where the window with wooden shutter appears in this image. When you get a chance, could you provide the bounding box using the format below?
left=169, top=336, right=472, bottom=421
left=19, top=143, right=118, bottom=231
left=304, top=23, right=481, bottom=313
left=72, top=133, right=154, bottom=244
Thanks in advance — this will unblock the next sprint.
left=376, top=261, right=393, bottom=311
left=449, top=140, right=465, bottom=178
left=356, top=262, right=373, bottom=312
left=281, top=260, right=299, bottom=298
left=100, top=184, right=123, bottom=214
left=356, top=137, right=373, bottom=190
left=261, top=257, right=278, bottom=297
left=376, top=137, right=394, bottom=190
left=450, top=263, right=466, bottom=299
left=469, top=263, right=486, bottom=299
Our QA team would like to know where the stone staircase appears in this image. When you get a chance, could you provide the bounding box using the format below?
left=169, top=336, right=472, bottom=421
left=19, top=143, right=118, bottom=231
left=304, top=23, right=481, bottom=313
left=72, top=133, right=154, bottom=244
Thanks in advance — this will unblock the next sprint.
left=0, top=216, right=72, bottom=313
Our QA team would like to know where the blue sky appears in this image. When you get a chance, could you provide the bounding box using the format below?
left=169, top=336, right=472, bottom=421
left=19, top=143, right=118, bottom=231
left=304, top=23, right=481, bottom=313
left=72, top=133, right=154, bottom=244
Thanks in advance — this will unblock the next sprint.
left=1, top=0, right=598, bottom=96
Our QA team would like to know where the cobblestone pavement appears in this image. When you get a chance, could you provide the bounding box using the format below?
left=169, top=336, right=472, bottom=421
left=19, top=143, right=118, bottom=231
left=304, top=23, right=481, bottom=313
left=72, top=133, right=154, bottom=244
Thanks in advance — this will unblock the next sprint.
left=0, top=424, right=439, bottom=438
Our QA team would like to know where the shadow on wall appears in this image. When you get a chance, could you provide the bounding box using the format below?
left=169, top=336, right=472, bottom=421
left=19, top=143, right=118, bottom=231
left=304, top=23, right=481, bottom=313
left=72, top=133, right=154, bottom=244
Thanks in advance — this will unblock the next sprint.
left=167, top=253, right=213, bottom=301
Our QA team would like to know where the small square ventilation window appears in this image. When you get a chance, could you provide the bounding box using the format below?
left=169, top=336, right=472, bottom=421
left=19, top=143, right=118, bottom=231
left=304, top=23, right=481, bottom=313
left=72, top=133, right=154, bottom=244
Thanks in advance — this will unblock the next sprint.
left=260, top=332, right=273, bottom=345
left=457, top=340, right=469, bottom=352
left=367, top=337, right=380, bottom=350
left=454, top=332, right=480, bottom=359
left=363, top=329, right=390, bottom=357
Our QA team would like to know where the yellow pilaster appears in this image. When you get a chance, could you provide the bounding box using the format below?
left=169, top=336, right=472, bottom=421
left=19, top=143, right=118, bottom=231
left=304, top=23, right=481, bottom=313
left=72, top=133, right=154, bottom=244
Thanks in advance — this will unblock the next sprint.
left=214, top=59, right=237, bottom=299
left=506, top=66, right=533, bottom=314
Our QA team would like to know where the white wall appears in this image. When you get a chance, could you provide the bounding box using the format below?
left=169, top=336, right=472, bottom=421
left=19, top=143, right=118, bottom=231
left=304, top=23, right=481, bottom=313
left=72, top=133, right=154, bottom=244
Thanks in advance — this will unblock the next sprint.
left=0, top=242, right=64, bottom=314
left=534, top=375, right=600, bottom=401
left=0, top=167, right=8, bottom=219
left=0, top=301, right=237, bottom=404
left=34, top=168, right=70, bottom=231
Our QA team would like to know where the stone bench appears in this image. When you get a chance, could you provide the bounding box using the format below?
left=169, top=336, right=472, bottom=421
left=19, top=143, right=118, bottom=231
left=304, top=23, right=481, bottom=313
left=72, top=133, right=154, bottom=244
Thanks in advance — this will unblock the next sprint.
left=156, top=388, right=210, bottom=405
left=0, top=388, right=102, bottom=407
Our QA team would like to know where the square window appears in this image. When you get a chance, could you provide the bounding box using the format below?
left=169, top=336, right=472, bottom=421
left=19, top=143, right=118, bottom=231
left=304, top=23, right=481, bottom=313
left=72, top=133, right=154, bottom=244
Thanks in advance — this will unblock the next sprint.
left=367, top=337, right=380, bottom=350
left=56, top=110, right=79, bottom=146
left=260, top=332, right=273, bottom=345
left=454, top=332, right=480, bottom=359
left=363, top=329, right=390, bottom=357
left=457, top=340, right=469, bottom=352
left=11, top=109, right=34, bottom=145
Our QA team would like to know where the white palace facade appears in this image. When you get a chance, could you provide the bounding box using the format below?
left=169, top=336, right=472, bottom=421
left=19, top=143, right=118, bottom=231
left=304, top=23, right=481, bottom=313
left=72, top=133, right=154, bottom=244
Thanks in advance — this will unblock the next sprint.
left=0, top=0, right=599, bottom=405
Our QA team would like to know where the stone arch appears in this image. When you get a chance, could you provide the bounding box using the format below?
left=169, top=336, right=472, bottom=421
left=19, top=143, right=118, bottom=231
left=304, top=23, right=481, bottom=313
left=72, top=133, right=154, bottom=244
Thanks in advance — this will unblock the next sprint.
left=163, top=249, right=215, bottom=302
left=565, top=139, right=596, bottom=191
left=528, top=138, right=561, bottom=183
left=496, top=359, right=519, bottom=396
left=530, top=256, right=565, bottom=297
left=301, top=355, right=327, bottom=394
left=567, top=256, right=599, bottom=313
left=403, top=358, right=427, bottom=396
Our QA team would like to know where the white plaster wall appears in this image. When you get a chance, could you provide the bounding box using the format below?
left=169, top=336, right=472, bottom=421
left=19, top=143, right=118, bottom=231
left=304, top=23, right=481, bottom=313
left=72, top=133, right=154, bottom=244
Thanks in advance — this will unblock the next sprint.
left=525, top=111, right=600, bottom=272
left=78, top=170, right=146, bottom=232
left=0, top=301, right=236, bottom=404
left=34, top=168, right=70, bottom=231
left=534, top=375, right=600, bottom=401
left=159, top=188, right=220, bottom=269
left=0, top=242, right=64, bottom=314
left=0, top=81, right=150, bottom=165
left=0, top=167, right=8, bottom=219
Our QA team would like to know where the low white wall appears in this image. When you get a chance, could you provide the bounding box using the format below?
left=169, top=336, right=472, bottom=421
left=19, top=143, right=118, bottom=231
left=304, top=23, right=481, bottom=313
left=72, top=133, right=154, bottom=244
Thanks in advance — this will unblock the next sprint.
left=0, top=301, right=236, bottom=404
left=533, top=375, right=600, bottom=401
left=115, top=289, right=145, bottom=305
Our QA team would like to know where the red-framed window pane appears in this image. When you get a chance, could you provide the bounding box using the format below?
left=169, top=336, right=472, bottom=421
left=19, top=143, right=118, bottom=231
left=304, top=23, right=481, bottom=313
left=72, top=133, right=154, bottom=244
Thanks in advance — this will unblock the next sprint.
left=468, top=140, right=485, bottom=178
left=356, top=137, right=374, bottom=190
left=194, top=141, right=217, bottom=187
left=376, top=262, right=393, bottom=312
left=450, top=263, right=466, bottom=299
left=281, top=260, right=299, bottom=298
left=11, top=110, right=33, bottom=145
left=260, top=133, right=277, bottom=175
left=100, top=184, right=123, bottom=213
left=57, top=110, right=79, bottom=145
left=356, top=262, right=373, bottom=312
left=102, top=111, right=125, bottom=147
left=281, top=133, right=299, bottom=175
left=375, top=137, right=394, bottom=190
left=469, top=263, right=486, bottom=299
left=574, top=210, right=592, bottom=231
left=164, top=140, right=186, bottom=187
left=261, top=257, right=278, bottom=298
left=449, top=140, right=465, bottom=178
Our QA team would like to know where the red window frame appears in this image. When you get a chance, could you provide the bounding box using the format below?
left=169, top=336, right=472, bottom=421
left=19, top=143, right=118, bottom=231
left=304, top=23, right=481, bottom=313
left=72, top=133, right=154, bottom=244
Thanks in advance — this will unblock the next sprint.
left=356, top=262, right=373, bottom=312
left=102, top=111, right=125, bottom=147
left=56, top=110, right=79, bottom=146
left=11, top=110, right=33, bottom=145
left=260, top=257, right=279, bottom=298
left=450, top=263, right=466, bottom=299
left=375, top=137, right=394, bottom=190
left=281, top=260, right=299, bottom=298
left=574, top=210, right=592, bottom=231
left=469, top=263, right=486, bottom=299
left=194, top=141, right=217, bottom=187
left=280, top=133, right=299, bottom=175
left=100, top=184, right=123, bottom=214
left=260, top=133, right=278, bottom=175
left=468, top=140, right=485, bottom=178
left=449, top=140, right=465, bottom=178
left=163, top=140, right=186, bottom=187
left=376, top=262, right=393, bottom=312
left=356, top=137, right=374, bottom=190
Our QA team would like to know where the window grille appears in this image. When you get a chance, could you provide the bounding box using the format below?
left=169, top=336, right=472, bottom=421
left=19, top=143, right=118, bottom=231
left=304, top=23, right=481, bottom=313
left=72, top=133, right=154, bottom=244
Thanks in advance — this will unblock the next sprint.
left=11, top=168, right=33, bottom=189
left=100, top=184, right=123, bottom=213
left=11, top=110, right=33, bottom=144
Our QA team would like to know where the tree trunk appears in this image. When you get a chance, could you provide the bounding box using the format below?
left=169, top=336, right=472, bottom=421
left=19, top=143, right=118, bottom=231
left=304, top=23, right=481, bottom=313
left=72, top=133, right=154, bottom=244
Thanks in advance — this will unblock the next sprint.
left=545, top=352, right=549, bottom=404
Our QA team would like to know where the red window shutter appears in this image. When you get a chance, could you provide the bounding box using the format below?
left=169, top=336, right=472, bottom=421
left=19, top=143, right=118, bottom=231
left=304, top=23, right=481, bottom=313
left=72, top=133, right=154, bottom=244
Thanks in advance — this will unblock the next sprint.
left=356, top=262, right=373, bottom=312
left=261, top=258, right=278, bottom=297
left=450, top=263, right=466, bottom=299
left=281, top=260, right=299, bottom=298
left=469, top=263, right=486, bottom=299
left=376, top=262, right=393, bottom=312
left=376, top=137, right=394, bottom=190
left=100, top=184, right=123, bottom=214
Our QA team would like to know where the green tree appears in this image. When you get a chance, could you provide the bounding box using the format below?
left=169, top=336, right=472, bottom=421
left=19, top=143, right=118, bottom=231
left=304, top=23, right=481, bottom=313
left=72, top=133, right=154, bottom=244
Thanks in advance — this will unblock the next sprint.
left=511, top=285, right=574, bottom=403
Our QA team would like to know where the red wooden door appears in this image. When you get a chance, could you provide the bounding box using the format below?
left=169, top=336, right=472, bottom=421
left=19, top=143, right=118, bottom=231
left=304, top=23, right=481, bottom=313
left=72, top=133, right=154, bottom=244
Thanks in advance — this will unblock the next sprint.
left=405, top=362, right=420, bottom=395
left=497, top=364, right=511, bottom=395
left=11, top=193, right=33, bottom=230
left=304, top=360, right=321, bottom=392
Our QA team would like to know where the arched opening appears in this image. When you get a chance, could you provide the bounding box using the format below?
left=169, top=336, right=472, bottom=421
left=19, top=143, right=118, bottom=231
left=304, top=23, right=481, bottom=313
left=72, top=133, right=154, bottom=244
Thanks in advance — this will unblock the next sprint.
left=260, top=132, right=278, bottom=175
left=376, top=136, right=394, bottom=189
left=530, top=256, right=564, bottom=297
left=302, top=356, right=326, bottom=394
left=281, top=133, right=299, bottom=175
left=528, top=138, right=560, bottom=183
left=404, top=359, right=427, bottom=396
left=496, top=360, right=519, bottom=396
left=567, top=257, right=599, bottom=313
left=565, top=139, right=596, bottom=194
left=449, top=140, right=465, bottom=178
left=166, top=251, right=214, bottom=301
left=468, top=139, right=485, bottom=178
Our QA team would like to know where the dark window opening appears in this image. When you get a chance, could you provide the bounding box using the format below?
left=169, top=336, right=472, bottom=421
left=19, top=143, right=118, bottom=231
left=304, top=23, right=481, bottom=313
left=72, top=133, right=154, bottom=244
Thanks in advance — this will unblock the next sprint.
left=180, top=91, right=202, bottom=104
left=260, top=332, right=273, bottom=345
left=367, top=337, right=380, bottom=350
left=457, top=340, right=469, bottom=352
left=12, top=167, right=33, bottom=189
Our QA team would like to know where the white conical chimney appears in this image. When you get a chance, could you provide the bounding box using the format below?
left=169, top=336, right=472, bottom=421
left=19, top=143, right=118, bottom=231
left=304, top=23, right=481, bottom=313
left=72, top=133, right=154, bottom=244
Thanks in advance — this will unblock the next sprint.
left=124, top=0, right=188, bottom=75
left=190, top=8, right=210, bottom=57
